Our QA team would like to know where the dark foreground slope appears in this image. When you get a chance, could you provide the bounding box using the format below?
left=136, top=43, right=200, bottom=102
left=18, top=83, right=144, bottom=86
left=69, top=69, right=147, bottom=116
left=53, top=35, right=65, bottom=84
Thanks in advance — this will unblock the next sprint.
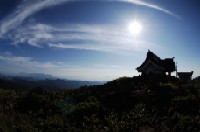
left=0, top=76, right=200, bottom=131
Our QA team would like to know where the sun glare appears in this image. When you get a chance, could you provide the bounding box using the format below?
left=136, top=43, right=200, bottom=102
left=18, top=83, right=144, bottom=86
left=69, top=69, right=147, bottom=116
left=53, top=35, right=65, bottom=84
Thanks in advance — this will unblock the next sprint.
left=128, top=21, right=142, bottom=35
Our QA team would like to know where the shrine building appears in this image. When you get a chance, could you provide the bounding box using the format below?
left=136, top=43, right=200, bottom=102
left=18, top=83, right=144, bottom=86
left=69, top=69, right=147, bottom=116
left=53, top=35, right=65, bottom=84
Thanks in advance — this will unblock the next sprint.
left=136, top=50, right=176, bottom=76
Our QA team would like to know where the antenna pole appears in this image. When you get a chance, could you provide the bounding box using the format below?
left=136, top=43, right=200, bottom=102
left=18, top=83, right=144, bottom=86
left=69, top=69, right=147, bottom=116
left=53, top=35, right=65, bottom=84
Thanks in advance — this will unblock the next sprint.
left=176, top=62, right=178, bottom=78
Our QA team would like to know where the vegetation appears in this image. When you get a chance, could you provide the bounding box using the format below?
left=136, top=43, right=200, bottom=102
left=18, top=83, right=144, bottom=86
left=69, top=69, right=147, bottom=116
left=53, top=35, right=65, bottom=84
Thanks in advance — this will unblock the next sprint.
left=0, top=76, right=200, bottom=131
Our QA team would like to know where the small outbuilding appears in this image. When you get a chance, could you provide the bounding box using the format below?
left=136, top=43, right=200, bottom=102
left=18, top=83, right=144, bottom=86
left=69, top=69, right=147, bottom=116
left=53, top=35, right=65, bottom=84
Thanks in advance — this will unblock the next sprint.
left=177, top=71, right=193, bottom=82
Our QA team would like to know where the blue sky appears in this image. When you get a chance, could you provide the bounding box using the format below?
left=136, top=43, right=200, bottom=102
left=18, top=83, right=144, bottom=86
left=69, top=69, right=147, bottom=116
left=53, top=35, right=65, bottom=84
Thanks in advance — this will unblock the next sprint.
left=0, top=0, right=200, bottom=81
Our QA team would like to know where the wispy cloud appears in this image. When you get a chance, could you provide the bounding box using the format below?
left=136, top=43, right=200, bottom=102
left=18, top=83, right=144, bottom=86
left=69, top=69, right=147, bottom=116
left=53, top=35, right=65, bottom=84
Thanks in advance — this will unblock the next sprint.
left=8, top=23, right=53, bottom=47
left=116, top=0, right=181, bottom=19
left=7, top=23, right=159, bottom=53
left=0, top=53, right=63, bottom=69
left=0, top=0, right=72, bottom=37
left=0, top=0, right=179, bottom=37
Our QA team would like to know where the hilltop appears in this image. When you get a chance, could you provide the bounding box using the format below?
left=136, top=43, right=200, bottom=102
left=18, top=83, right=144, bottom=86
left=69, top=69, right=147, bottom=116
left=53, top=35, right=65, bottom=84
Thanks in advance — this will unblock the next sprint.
left=0, top=76, right=200, bottom=131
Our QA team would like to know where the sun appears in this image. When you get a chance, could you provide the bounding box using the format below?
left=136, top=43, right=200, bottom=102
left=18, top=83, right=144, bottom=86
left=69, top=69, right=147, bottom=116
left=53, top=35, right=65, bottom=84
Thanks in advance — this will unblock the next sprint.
left=128, top=21, right=142, bottom=35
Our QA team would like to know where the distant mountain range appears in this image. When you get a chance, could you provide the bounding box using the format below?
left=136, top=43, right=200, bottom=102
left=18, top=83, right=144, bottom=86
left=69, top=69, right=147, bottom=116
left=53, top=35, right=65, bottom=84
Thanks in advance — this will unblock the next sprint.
left=0, top=73, right=56, bottom=81
left=0, top=73, right=106, bottom=90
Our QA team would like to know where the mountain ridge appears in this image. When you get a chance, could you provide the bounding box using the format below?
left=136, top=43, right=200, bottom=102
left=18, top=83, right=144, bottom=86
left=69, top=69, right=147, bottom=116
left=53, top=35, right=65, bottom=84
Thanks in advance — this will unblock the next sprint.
left=0, top=73, right=106, bottom=90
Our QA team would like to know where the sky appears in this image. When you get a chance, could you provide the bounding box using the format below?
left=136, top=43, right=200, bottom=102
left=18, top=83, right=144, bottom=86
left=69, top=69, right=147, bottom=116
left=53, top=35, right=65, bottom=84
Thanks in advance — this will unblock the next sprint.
left=0, top=0, right=200, bottom=81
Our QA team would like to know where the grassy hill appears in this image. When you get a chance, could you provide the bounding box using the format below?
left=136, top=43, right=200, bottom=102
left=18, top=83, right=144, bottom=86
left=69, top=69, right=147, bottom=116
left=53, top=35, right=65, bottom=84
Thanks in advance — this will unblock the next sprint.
left=0, top=76, right=200, bottom=131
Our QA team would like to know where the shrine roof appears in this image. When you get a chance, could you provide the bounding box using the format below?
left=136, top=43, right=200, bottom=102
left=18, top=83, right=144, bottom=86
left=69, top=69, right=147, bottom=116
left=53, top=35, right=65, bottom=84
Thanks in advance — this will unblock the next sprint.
left=136, top=50, right=175, bottom=72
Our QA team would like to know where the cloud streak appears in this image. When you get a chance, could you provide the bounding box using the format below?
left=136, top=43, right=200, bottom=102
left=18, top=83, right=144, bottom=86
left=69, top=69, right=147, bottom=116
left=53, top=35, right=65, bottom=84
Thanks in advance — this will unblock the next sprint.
left=0, top=0, right=179, bottom=37
left=115, top=0, right=180, bottom=19
left=7, top=23, right=160, bottom=53
left=0, top=0, right=72, bottom=37
left=9, top=23, right=53, bottom=47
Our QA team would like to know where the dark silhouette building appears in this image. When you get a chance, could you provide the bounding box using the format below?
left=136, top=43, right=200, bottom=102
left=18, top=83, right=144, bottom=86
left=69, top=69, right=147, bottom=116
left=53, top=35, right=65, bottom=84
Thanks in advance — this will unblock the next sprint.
left=136, top=50, right=176, bottom=76
left=177, top=71, right=193, bottom=82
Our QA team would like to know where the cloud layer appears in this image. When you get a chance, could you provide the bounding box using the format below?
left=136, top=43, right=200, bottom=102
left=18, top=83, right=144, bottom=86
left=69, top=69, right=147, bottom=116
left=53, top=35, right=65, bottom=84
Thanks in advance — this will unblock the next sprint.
left=0, top=52, right=134, bottom=81
left=0, top=52, right=63, bottom=69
